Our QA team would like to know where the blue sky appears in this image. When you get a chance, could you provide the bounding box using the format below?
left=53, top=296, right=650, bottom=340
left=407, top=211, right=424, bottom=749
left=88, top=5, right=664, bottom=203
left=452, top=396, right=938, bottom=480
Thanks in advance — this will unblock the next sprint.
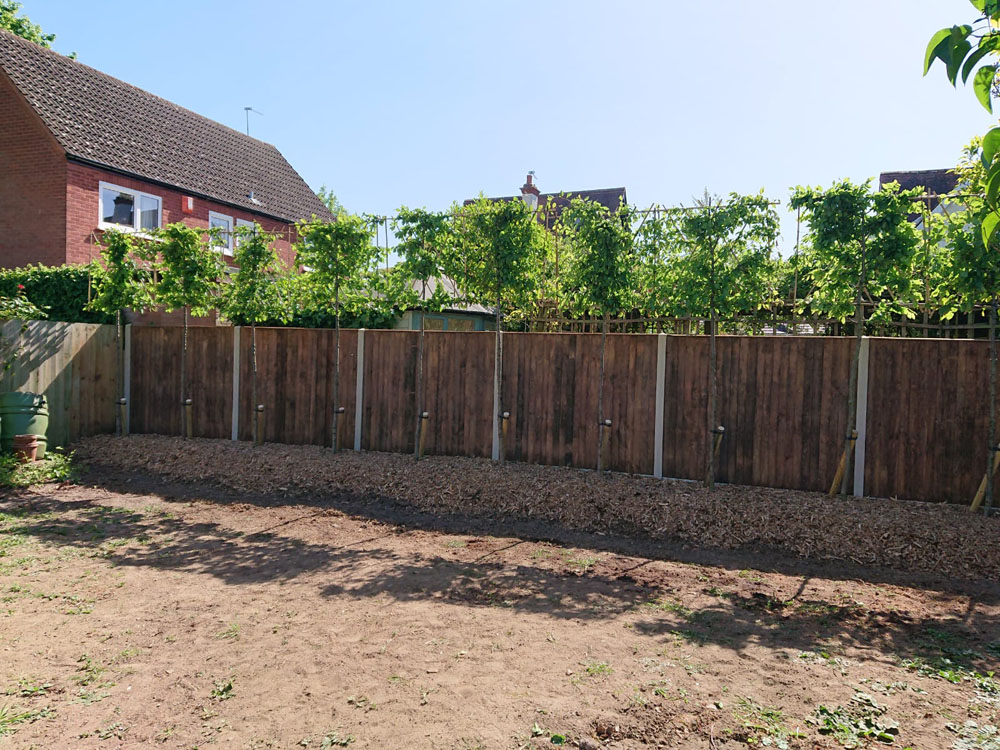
left=31, top=0, right=996, bottom=251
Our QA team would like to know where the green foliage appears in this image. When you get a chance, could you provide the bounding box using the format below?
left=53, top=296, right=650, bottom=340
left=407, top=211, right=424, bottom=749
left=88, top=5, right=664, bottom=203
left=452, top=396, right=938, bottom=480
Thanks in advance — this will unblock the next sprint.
left=295, top=213, right=378, bottom=318
left=86, top=229, right=155, bottom=319
left=317, top=186, right=345, bottom=217
left=0, top=451, right=74, bottom=489
left=393, top=206, right=454, bottom=314
left=451, top=196, right=544, bottom=317
left=0, top=265, right=110, bottom=323
left=670, top=192, right=780, bottom=321
left=790, top=180, right=921, bottom=324
left=808, top=693, right=900, bottom=747
left=221, top=227, right=290, bottom=326
left=0, top=292, right=43, bottom=322
left=559, top=198, right=635, bottom=317
left=154, top=223, right=224, bottom=316
left=0, top=1, right=54, bottom=47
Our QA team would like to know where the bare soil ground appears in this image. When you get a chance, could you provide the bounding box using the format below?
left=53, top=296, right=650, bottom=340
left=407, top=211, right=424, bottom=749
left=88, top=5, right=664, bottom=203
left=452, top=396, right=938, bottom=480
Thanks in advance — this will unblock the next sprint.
left=1, top=469, right=999, bottom=749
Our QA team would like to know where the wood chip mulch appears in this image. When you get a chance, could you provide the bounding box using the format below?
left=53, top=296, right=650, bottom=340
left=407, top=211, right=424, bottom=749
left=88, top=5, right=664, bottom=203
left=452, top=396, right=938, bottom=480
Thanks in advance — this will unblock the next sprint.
left=72, top=435, right=1000, bottom=582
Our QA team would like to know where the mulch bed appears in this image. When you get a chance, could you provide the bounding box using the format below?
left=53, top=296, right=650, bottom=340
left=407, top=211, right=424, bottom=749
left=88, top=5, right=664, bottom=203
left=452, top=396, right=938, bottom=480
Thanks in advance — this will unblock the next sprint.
left=72, top=434, right=1000, bottom=581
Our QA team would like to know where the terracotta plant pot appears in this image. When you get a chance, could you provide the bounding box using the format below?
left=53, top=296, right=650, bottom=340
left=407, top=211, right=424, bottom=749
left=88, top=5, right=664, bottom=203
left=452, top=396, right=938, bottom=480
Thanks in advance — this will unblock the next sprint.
left=12, top=434, right=40, bottom=464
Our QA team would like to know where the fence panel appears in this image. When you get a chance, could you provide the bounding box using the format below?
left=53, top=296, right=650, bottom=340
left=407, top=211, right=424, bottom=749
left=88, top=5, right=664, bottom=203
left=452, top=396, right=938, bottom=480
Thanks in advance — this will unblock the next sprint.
left=362, top=330, right=418, bottom=454
left=864, top=338, right=996, bottom=503
left=421, top=331, right=494, bottom=458
left=131, top=325, right=232, bottom=438
left=0, top=320, right=117, bottom=448
left=239, top=327, right=357, bottom=448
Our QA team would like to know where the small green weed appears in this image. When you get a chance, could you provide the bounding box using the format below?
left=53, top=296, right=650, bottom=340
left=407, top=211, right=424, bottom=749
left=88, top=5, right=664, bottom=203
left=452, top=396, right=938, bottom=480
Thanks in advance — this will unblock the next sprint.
left=321, top=730, right=355, bottom=747
left=0, top=703, right=54, bottom=736
left=948, top=720, right=1000, bottom=750
left=217, top=622, right=240, bottom=640
left=808, top=692, right=899, bottom=747
left=211, top=679, right=234, bottom=701
left=0, top=452, right=74, bottom=488
left=584, top=661, right=612, bottom=677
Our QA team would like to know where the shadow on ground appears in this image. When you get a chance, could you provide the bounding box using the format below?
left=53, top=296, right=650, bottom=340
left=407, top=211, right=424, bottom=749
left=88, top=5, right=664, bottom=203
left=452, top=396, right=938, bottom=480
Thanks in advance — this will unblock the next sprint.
left=3, top=469, right=999, bottom=670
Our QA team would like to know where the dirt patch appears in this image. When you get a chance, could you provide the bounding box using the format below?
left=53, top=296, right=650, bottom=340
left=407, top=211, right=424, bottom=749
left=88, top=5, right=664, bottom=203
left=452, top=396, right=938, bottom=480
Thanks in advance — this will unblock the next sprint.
left=74, top=435, right=1000, bottom=581
left=1, top=472, right=999, bottom=748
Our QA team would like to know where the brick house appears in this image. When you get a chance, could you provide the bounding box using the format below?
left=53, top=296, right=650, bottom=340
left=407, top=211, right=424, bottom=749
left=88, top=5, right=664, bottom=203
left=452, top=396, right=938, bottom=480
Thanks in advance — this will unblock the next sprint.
left=0, top=28, right=331, bottom=273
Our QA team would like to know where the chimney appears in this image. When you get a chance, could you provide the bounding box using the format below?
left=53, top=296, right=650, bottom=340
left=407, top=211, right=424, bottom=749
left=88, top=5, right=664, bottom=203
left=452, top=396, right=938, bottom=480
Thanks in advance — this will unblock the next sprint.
left=520, top=171, right=539, bottom=210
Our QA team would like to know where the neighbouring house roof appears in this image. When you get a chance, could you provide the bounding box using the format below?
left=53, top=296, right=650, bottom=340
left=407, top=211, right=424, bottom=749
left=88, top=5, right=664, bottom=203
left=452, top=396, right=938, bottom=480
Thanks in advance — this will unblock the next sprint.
left=405, top=274, right=491, bottom=315
left=466, top=186, right=628, bottom=226
left=0, top=28, right=331, bottom=224
left=879, top=169, right=958, bottom=212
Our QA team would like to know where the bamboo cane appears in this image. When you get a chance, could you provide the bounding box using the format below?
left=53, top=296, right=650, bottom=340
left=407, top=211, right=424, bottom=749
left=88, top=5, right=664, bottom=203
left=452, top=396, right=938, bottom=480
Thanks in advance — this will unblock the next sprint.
left=829, top=430, right=858, bottom=497
left=970, top=444, right=1000, bottom=512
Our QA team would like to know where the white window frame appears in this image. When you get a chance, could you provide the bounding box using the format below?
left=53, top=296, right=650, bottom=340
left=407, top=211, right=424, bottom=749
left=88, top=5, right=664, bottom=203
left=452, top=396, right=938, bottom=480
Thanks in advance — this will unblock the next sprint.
left=234, top=218, right=257, bottom=250
left=98, top=181, right=162, bottom=233
left=208, top=211, right=234, bottom=256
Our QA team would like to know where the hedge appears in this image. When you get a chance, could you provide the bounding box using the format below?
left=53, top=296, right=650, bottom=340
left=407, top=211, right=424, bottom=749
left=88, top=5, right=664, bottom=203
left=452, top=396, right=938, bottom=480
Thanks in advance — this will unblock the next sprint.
left=0, top=264, right=112, bottom=324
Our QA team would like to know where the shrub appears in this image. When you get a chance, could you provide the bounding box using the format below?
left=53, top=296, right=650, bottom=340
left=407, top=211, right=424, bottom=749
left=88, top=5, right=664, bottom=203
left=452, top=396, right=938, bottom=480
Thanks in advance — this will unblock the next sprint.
left=0, top=265, right=112, bottom=324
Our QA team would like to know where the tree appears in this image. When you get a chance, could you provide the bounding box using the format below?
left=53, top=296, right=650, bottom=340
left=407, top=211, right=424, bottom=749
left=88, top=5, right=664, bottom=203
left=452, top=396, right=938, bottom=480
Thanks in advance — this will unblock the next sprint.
left=155, top=223, right=224, bottom=438
left=295, top=213, right=377, bottom=451
left=671, top=192, right=779, bottom=488
left=87, top=229, right=155, bottom=435
left=559, top=198, right=635, bottom=471
left=1, top=1, right=75, bottom=56
left=317, top=186, right=345, bottom=218
left=221, top=225, right=291, bottom=445
left=393, top=207, right=453, bottom=459
left=790, top=181, right=920, bottom=495
left=451, top=197, right=542, bottom=463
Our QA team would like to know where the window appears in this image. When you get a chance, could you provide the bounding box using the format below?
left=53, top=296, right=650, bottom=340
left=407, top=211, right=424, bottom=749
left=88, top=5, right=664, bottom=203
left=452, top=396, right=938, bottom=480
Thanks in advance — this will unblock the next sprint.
left=99, top=182, right=161, bottom=232
left=209, top=211, right=233, bottom=255
left=234, top=218, right=257, bottom=249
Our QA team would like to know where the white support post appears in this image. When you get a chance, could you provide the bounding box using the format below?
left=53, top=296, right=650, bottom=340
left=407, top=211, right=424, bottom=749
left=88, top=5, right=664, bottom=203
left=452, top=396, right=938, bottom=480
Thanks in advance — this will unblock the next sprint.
left=654, top=333, right=666, bottom=478
left=123, top=323, right=132, bottom=435
left=853, top=336, right=871, bottom=497
left=354, top=329, right=365, bottom=451
left=231, top=326, right=241, bottom=441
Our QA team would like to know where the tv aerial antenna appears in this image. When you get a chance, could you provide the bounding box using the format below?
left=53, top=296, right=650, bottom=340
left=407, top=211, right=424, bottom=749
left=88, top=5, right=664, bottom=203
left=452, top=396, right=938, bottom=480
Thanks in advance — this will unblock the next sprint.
left=244, top=106, right=264, bottom=136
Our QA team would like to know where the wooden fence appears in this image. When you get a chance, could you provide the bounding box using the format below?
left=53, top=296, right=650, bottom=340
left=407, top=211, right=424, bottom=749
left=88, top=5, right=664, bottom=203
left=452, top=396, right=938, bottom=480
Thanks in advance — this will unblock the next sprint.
left=125, top=326, right=1000, bottom=505
left=0, top=320, right=118, bottom=448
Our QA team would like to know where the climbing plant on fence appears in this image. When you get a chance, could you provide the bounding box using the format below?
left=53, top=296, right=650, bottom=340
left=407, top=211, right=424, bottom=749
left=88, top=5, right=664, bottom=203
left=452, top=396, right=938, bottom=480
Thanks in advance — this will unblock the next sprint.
left=393, top=206, right=454, bottom=458
left=670, top=192, right=780, bottom=488
left=452, top=196, right=543, bottom=462
left=559, top=197, right=636, bottom=471
left=87, top=229, right=155, bottom=435
left=295, top=213, right=378, bottom=451
left=155, top=222, right=225, bottom=438
left=221, top=225, right=291, bottom=445
left=790, top=180, right=921, bottom=496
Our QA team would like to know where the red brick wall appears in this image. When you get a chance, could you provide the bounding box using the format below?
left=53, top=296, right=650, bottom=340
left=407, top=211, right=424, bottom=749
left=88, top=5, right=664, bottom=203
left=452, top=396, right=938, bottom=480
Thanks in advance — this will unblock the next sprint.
left=66, top=162, right=299, bottom=266
left=0, top=71, right=67, bottom=269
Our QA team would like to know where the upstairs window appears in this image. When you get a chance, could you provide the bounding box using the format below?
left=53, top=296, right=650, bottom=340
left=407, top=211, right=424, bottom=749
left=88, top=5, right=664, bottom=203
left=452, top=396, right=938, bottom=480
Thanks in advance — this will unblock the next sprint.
left=234, top=218, right=257, bottom=250
left=99, top=182, right=161, bottom=232
left=209, top=211, right=234, bottom=255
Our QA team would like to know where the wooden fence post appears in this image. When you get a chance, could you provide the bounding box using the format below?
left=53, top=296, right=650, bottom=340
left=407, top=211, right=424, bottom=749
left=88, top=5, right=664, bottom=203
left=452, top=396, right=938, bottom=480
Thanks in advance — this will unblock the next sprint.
left=231, top=326, right=240, bottom=441
left=354, top=328, right=365, bottom=451
left=123, top=323, right=132, bottom=436
left=654, top=333, right=666, bottom=478
left=852, top=336, right=870, bottom=498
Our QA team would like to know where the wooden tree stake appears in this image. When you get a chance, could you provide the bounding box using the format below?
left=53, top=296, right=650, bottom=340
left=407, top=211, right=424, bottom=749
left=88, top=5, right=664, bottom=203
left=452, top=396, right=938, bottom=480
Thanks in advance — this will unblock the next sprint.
left=829, top=429, right=858, bottom=497
left=417, top=411, right=430, bottom=460
left=255, top=404, right=264, bottom=447
left=970, top=444, right=1000, bottom=512
left=184, top=398, right=193, bottom=440
left=599, top=418, right=612, bottom=473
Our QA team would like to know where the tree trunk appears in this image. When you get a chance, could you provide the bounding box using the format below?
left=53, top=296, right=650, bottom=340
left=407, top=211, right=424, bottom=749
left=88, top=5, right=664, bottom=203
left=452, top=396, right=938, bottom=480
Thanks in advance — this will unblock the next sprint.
left=841, top=263, right=865, bottom=496
left=181, top=305, right=188, bottom=438
left=414, top=280, right=427, bottom=459
left=495, top=294, right=504, bottom=465
left=251, top=323, right=258, bottom=446
left=115, top=309, right=123, bottom=437
left=332, top=280, right=341, bottom=451
left=987, top=301, right=997, bottom=513
left=597, top=310, right=608, bottom=472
